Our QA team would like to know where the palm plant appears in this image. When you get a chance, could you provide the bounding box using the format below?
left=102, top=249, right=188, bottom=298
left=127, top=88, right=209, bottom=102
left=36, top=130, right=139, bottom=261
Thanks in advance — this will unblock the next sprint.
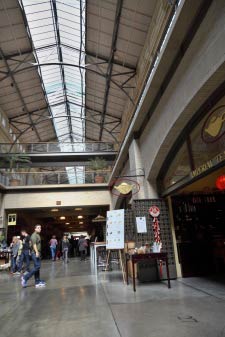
left=1, top=154, right=31, bottom=184
left=88, top=157, right=108, bottom=183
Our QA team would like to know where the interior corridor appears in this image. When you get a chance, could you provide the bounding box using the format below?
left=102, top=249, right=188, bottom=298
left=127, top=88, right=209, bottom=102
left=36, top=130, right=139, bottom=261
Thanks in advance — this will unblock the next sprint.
left=0, top=259, right=225, bottom=337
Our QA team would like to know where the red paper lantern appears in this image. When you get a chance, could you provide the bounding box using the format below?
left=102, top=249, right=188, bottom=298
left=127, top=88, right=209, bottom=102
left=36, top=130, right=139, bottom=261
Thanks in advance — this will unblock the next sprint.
left=216, top=175, right=225, bottom=190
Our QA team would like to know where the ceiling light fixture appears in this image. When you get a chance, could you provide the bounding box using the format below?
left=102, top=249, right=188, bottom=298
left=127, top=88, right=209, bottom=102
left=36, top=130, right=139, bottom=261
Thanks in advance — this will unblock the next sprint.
left=65, top=222, right=70, bottom=225
left=79, top=221, right=83, bottom=225
left=60, top=216, right=66, bottom=220
left=51, top=208, right=59, bottom=212
left=77, top=215, right=83, bottom=219
left=75, top=208, right=83, bottom=211
left=92, top=214, right=106, bottom=222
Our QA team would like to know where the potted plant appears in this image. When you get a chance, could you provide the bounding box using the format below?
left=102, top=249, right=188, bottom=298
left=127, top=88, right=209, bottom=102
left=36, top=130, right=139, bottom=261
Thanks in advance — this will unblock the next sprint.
left=1, top=154, right=31, bottom=186
left=88, top=157, right=108, bottom=183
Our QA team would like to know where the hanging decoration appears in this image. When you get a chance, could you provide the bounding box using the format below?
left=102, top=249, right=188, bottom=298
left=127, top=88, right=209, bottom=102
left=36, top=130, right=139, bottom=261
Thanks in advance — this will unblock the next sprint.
left=149, top=206, right=163, bottom=277
left=215, top=175, right=225, bottom=190
left=149, top=206, right=161, bottom=246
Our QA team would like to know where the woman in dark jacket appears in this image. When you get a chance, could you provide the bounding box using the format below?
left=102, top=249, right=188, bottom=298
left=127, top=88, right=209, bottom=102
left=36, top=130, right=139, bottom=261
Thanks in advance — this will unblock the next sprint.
left=78, top=236, right=87, bottom=261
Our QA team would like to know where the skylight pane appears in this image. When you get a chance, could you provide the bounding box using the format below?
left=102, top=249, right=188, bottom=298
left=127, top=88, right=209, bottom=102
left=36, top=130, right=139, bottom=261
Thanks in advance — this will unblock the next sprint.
left=21, top=0, right=86, bottom=183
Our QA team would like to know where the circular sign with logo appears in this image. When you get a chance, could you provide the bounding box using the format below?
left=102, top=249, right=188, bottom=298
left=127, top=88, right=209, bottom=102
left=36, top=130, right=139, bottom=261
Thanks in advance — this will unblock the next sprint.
left=201, top=105, right=225, bottom=143
left=149, top=206, right=160, bottom=217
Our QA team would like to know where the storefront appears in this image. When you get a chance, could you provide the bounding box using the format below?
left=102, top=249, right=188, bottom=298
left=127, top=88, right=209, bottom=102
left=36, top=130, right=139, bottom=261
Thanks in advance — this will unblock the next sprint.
left=158, top=97, right=225, bottom=277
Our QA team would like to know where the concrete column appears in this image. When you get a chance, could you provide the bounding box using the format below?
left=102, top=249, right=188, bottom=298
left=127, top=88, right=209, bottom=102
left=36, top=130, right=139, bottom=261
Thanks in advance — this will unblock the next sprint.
left=129, top=139, right=158, bottom=199
left=0, top=193, right=6, bottom=239
left=145, top=180, right=159, bottom=199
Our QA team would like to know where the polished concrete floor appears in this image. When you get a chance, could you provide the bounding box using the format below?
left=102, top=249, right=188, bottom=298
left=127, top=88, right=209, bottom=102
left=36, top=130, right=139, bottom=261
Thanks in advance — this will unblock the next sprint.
left=0, top=259, right=225, bottom=337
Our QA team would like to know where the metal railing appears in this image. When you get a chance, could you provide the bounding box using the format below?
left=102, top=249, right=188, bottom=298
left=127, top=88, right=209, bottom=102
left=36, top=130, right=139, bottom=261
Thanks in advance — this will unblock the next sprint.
left=0, top=169, right=111, bottom=187
left=0, top=142, right=119, bottom=154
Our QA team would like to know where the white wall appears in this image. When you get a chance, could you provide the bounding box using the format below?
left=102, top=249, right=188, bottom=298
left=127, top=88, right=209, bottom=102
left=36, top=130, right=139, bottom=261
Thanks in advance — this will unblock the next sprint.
left=3, top=190, right=112, bottom=210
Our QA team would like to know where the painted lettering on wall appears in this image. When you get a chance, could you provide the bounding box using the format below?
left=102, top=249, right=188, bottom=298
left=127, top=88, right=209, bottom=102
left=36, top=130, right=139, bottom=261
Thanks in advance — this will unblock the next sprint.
left=191, top=161, right=213, bottom=177
left=191, top=150, right=225, bottom=178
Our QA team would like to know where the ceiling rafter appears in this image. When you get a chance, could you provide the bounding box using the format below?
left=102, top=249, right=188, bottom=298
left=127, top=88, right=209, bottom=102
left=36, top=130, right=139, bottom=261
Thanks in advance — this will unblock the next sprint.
left=98, top=0, right=124, bottom=141
left=0, top=48, right=42, bottom=142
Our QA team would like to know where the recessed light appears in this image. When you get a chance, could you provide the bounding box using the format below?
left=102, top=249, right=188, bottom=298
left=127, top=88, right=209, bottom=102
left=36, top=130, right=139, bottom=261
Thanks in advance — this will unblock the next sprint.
left=75, top=208, right=82, bottom=211
left=79, top=221, right=83, bottom=225
left=77, top=215, right=83, bottom=219
left=65, top=222, right=70, bottom=225
left=60, top=216, right=66, bottom=220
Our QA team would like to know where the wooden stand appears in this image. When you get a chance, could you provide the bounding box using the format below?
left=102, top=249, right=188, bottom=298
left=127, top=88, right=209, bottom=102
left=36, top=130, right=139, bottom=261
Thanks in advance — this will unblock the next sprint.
left=105, top=249, right=126, bottom=284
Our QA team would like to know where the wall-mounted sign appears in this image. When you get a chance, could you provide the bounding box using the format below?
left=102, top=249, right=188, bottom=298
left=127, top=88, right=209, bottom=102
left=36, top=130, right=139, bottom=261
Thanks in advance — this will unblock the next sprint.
left=106, top=209, right=124, bottom=249
left=8, top=214, right=17, bottom=226
left=136, top=217, right=147, bottom=233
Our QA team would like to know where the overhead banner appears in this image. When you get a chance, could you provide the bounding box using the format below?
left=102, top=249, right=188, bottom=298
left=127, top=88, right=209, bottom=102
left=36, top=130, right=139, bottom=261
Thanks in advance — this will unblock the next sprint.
left=106, top=209, right=125, bottom=250
left=8, top=214, right=17, bottom=226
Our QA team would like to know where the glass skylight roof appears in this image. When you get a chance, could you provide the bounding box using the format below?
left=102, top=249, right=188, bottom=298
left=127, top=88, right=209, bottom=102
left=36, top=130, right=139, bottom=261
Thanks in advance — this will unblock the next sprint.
left=20, top=0, right=86, bottom=183
left=21, top=0, right=86, bottom=143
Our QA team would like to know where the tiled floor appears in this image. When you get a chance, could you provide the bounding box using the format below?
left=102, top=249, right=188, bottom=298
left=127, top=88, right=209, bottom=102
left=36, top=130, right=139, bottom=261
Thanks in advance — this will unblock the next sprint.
left=0, top=259, right=225, bottom=337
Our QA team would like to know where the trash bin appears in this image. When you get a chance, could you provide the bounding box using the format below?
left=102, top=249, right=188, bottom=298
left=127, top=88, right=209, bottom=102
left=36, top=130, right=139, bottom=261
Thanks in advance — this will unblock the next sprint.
left=137, top=260, right=159, bottom=282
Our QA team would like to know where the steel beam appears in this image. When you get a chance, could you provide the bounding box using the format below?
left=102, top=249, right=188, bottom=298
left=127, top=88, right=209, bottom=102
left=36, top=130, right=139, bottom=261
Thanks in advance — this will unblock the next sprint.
left=98, top=0, right=124, bottom=141
left=0, top=49, right=42, bottom=142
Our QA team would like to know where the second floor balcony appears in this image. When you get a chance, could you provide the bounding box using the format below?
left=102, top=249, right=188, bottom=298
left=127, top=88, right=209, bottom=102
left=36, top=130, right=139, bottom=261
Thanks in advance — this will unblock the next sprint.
left=0, top=169, right=111, bottom=187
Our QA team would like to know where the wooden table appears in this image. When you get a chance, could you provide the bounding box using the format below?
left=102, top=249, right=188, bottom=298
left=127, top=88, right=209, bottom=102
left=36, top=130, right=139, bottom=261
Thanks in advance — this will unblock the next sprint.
left=125, top=252, right=171, bottom=292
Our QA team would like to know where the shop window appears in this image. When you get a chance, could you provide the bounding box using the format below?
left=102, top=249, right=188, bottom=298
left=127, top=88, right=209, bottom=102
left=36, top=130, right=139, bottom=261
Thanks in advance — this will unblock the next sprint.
left=163, top=142, right=191, bottom=189
left=190, top=102, right=225, bottom=168
left=162, top=97, right=225, bottom=191
left=2, top=117, right=6, bottom=127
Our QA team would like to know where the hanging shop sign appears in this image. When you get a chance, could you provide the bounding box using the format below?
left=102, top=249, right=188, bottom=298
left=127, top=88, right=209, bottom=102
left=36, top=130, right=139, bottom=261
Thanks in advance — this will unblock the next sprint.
left=8, top=214, right=17, bottom=226
left=201, top=105, right=225, bottom=143
left=110, top=178, right=140, bottom=197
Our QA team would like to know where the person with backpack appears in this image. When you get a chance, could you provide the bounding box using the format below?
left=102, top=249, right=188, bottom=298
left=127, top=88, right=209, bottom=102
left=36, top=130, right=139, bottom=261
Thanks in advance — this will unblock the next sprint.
left=18, top=229, right=31, bottom=273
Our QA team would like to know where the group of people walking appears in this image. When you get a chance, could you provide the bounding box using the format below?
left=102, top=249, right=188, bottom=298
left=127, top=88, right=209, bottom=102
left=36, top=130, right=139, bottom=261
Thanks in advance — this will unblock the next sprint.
left=49, top=234, right=88, bottom=262
left=9, top=226, right=89, bottom=288
left=49, top=235, right=70, bottom=263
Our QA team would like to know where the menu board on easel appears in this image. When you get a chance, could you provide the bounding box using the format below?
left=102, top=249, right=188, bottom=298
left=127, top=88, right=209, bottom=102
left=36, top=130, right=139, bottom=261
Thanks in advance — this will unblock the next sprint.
left=106, top=209, right=125, bottom=249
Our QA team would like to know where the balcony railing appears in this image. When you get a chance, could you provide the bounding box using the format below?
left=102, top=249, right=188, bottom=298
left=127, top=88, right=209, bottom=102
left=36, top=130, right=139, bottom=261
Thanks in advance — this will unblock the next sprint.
left=0, top=142, right=118, bottom=154
left=0, top=169, right=111, bottom=187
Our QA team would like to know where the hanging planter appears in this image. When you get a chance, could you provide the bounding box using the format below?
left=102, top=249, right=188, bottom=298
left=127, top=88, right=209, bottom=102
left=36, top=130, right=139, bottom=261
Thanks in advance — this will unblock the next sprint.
left=215, top=175, right=225, bottom=190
